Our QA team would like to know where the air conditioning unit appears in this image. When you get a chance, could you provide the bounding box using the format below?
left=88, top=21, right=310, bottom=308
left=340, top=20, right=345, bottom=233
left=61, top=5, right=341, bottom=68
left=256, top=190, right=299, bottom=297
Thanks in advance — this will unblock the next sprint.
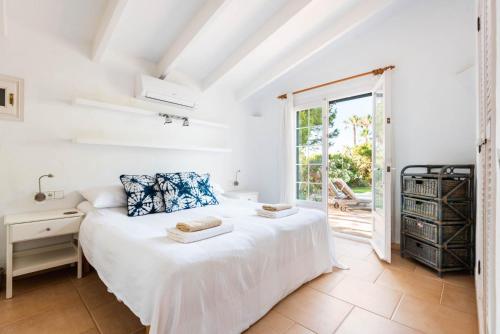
left=135, top=74, right=199, bottom=109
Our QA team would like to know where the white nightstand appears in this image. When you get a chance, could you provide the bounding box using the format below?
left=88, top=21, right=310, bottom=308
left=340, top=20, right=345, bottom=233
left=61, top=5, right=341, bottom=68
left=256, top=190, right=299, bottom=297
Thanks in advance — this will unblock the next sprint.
left=4, top=208, right=84, bottom=299
left=224, top=190, right=259, bottom=202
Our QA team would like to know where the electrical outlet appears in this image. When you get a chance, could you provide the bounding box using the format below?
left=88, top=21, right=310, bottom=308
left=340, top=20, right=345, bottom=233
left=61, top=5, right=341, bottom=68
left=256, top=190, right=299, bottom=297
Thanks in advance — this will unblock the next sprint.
left=53, top=190, right=64, bottom=199
left=34, top=190, right=64, bottom=200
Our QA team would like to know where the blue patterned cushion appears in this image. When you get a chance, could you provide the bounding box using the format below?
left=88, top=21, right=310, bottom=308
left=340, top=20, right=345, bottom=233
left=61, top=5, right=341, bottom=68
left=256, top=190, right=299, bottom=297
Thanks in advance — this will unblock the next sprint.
left=120, top=175, right=165, bottom=217
left=156, top=172, right=218, bottom=213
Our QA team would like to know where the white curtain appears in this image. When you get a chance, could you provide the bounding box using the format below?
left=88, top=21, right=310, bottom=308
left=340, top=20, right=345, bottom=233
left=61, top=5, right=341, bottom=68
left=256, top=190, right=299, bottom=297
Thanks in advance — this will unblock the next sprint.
left=279, top=93, right=295, bottom=203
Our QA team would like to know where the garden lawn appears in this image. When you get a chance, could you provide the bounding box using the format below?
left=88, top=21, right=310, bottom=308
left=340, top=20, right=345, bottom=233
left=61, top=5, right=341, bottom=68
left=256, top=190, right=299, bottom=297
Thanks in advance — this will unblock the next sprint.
left=352, top=186, right=371, bottom=193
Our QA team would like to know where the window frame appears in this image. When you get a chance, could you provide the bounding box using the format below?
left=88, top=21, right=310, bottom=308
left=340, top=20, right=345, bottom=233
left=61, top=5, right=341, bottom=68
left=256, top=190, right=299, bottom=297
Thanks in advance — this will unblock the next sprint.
left=293, top=101, right=327, bottom=209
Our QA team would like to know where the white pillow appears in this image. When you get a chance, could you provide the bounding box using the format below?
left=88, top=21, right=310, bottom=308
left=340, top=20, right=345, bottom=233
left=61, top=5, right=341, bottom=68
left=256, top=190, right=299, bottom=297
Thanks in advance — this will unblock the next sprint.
left=79, top=185, right=127, bottom=208
left=212, top=182, right=225, bottom=195
left=77, top=201, right=96, bottom=214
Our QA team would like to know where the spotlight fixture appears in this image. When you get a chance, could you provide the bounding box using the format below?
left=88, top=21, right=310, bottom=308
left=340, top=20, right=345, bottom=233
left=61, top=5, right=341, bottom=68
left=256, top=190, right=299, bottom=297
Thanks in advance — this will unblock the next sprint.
left=159, top=113, right=190, bottom=127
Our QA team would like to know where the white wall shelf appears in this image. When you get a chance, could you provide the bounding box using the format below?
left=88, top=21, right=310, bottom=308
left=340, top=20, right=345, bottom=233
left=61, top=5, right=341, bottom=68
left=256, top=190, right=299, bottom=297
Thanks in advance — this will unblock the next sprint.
left=73, top=137, right=232, bottom=153
left=73, top=98, right=229, bottom=129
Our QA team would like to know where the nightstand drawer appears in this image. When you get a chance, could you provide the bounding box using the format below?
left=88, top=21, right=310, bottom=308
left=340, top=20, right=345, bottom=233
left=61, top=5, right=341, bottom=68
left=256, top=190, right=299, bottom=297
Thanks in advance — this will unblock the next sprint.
left=10, top=217, right=81, bottom=242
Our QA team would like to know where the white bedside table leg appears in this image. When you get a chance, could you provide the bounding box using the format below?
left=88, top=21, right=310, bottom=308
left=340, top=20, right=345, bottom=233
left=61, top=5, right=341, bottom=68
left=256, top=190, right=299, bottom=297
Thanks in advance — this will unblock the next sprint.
left=77, top=238, right=82, bottom=279
left=6, top=242, right=13, bottom=299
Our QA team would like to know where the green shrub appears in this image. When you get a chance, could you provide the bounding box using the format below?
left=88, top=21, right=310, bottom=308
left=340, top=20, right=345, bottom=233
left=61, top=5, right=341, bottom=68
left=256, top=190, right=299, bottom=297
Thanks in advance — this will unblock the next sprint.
left=328, top=153, right=363, bottom=186
left=301, top=143, right=373, bottom=188
left=350, top=143, right=372, bottom=185
left=297, top=106, right=372, bottom=189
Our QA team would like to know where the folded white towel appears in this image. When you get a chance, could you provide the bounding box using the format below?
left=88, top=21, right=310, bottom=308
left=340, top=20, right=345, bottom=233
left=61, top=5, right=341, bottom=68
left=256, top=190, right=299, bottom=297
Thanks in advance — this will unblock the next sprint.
left=262, top=203, right=293, bottom=212
left=167, top=222, right=234, bottom=243
left=256, top=207, right=299, bottom=218
left=176, top=216, right=222, bottom=232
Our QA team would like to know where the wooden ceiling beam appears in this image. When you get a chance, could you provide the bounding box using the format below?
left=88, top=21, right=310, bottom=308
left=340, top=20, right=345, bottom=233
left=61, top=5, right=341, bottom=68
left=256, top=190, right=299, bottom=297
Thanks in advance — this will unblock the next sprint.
left=202, top=0, right=313, bottom=90
left=92, top=0, right=129, bottom=62
left=157, top=0, right=229, bottom=79
left=236, top=0, right=395, bottom=101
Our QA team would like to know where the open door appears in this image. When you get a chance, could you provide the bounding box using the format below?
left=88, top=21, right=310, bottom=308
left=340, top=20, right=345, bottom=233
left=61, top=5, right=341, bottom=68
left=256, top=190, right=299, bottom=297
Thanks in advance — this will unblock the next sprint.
left=370, top=72, right=392, bottom=262
left=476, top=0, right=497, bottom=332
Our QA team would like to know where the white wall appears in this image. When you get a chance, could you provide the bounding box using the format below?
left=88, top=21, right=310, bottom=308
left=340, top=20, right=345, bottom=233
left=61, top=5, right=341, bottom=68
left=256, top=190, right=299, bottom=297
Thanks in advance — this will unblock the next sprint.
left=246, top=0, right=477, bottom=243
left=0, top=21, right=259, bottom=265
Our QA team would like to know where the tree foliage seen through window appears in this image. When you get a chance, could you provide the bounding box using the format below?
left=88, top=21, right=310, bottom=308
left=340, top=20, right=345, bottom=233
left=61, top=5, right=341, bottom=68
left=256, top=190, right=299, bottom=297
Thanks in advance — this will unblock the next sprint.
left=295, top=100, right=372, bottom=200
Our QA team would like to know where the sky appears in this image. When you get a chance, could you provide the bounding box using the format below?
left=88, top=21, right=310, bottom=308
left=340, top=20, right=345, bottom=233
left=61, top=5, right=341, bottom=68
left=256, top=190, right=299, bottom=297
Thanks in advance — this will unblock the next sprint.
left=329, top=95, right=372, bottom=153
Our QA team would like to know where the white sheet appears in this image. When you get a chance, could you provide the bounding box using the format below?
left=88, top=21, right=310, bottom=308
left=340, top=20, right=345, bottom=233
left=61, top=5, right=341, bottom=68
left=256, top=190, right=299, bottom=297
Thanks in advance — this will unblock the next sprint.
left=79, top=197, right=339, bottom=334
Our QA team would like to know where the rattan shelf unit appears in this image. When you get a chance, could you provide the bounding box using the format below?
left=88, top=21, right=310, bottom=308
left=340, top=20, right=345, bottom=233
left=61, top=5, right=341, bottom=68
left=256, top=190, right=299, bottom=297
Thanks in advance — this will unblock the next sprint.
left=400, top=165, right=475, bottom=277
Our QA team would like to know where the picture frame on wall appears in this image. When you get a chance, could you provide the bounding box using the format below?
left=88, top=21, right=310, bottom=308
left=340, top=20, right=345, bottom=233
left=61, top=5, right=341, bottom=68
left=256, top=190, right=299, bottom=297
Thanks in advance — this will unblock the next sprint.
left=0, top=74, right=24, bottom=121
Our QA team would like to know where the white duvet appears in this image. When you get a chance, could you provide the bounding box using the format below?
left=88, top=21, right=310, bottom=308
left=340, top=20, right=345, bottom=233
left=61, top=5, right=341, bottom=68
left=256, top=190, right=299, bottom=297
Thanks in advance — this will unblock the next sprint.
left=78, top=197, right=339, bottom=334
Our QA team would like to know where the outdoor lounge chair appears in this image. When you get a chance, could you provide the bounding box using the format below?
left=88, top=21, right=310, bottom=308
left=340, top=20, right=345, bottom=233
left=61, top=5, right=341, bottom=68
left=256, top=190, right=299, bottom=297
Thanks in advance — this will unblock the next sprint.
left=328, top=178, right=371, bottom=211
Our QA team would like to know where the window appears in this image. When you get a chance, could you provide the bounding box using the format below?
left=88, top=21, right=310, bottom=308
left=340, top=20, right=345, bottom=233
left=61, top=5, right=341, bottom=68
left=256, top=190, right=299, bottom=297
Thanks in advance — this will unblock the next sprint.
left=295, top=107, right=323, bottom=202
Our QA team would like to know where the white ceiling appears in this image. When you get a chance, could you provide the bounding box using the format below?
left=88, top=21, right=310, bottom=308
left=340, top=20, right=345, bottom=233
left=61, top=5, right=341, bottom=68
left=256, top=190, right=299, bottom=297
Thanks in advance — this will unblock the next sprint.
left=173, top=0, right=290, bottom=83
left=222, top=0, right=360, bottom=95
left=4, top=0, right=397, bottom=99
left=110, top=0, right=204, bottom=63
left=6, top=0, right=106, bottom=42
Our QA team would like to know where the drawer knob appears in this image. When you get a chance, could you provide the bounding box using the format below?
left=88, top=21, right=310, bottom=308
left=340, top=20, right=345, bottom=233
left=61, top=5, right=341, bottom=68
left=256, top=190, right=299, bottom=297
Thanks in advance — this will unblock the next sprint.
left=45, top=228, right=51, bottom=232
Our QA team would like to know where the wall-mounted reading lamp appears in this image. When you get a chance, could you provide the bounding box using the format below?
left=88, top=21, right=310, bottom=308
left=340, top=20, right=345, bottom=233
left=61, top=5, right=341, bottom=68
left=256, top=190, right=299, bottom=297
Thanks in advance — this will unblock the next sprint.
left=233, top=170, right=241, bottom=187
left=159, top=113, right=189, bottom=127
left=34, top=174, right=54, bottom=201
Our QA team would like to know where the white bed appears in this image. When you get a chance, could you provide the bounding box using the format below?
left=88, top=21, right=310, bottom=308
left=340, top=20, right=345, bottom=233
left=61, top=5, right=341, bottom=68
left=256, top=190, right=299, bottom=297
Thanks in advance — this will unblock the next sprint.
left=78, top=196, right=339, bottom=334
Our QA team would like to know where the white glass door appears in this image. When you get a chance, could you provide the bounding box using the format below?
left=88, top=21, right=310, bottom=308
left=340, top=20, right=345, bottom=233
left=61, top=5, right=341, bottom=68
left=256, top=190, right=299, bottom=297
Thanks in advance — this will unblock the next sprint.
left=371, top=73, right=392, bottom=262
left=294, top=102, right=328, bottom=210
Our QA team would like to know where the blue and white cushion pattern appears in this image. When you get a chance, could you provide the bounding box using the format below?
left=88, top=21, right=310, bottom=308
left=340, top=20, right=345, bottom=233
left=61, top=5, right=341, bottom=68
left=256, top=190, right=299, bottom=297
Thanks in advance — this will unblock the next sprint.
left=156, top=172, right=218, bottom=213
left=120, top=175, right=165, bottom=217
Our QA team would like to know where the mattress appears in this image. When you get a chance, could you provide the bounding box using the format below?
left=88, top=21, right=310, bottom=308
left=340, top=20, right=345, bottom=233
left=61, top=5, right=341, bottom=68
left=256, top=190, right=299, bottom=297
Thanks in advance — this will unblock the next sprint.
left=78, top=196, right=338, bottom=334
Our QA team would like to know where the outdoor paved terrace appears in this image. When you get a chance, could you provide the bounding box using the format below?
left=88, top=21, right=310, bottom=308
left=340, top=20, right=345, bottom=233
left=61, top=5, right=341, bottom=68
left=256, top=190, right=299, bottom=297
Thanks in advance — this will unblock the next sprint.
left=329, top=207, right=372, bottom=238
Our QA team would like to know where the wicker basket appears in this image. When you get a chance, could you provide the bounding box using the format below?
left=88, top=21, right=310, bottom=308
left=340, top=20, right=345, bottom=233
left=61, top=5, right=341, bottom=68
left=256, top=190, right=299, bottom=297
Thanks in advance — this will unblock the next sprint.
left=403, top=236, right=472, bottom=270
left=402, top=215, right=471, bottom=245
left=402, top=216, right=438, bottom=243
left=402, top=197, right=469, bottom=221
left=403, top=177, right=468, bottom=199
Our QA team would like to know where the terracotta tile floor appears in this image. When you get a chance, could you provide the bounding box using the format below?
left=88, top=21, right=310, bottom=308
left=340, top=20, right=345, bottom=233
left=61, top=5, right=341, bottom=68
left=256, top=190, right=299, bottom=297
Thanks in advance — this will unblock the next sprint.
left=0, top=238, right=478, bottom=334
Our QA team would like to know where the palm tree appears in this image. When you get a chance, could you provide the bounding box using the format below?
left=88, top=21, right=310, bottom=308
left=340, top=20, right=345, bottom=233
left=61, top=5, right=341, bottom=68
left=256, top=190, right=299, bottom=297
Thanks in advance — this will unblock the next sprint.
left=344, top=115, right=362, bottom=146
left=359, top=115, right=372, bottom=144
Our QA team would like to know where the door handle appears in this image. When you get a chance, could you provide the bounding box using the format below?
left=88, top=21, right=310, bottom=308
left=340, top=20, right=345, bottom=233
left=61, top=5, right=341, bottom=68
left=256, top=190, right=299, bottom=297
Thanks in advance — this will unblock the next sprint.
left=478, top=138, right=487, bottom=153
